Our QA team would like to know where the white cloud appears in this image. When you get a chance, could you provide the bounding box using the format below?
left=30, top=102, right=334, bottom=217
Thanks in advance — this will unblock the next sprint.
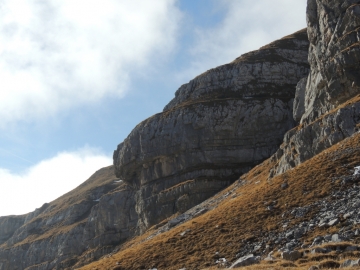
left=179, top=0, right=307, bottom=81
left=0, top=0, right=180, bottom=126
left=0, top=147, right=112, bottom=216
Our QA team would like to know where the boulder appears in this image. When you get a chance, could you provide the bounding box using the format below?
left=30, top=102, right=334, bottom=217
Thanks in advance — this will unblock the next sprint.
left=281, top=250, right=302, bottom=261
left=229, top=254, right=260, bottom=268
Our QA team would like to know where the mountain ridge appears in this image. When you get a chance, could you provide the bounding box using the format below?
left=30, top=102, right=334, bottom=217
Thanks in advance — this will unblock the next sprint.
left=2, top=0, right=360, bottom=269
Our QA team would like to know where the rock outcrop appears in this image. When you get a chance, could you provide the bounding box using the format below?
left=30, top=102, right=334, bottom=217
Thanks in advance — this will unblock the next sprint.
left=302, top=0, right=360, bottom=124
left=0, top=215, right=26, bottom=245
left=270, top=0, right=360, bottom=177
left=114, top=29, right=309, bottom=233
left=0, top=166, right=138, bottom=270
left=0, top=30, right=309, bottom=270
left=0, top=1, right=356, bottom=269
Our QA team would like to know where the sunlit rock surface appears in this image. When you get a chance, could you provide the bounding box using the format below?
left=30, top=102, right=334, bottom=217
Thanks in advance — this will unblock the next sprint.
left=270, top=0, right=360, bottom=177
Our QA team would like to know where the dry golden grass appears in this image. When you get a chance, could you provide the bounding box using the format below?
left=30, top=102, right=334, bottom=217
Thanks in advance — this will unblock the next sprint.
left=79, top=129, right=360, bottom=270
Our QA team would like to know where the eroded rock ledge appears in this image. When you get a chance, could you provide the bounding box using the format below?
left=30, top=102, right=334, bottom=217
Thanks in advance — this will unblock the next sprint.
left=114, top=29, right=309, bottom=232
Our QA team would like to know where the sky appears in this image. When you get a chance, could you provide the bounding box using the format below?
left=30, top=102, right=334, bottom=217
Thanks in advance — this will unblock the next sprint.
left=0, top=0, right=307, bottom=217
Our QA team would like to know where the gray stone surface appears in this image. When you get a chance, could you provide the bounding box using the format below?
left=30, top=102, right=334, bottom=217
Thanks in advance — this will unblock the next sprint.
left=269, top=0, right=360, bottom=177
left=301, top=0, right=360, bottom=124
left=229, top=254, right=260, bottom=268
left=270, top=101, right=360, bottom=177
left=0, top=166, right=138, bottom=270
left=293, top=77, right=307, bottom=122
left=114, top=29, right=309, bottom=233
left=0, top=215, right=26, bottom=245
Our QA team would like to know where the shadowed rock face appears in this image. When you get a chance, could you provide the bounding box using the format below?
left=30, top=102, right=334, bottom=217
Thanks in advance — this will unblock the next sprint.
left=114, top=29, right=309, bottom=232
left=302, top=0, right=360, bottom=124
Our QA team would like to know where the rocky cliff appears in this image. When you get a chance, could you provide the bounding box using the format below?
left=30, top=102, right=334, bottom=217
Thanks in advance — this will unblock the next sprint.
left=0, top=166, right=138, bottom=270
left=301, top=0, right=360, bottom=124
left=0, top=29, right=309, bottom=270
left=114, top=29, right=309, bottom=232
left=271, top=0, right=360, bottom=177
left=77, top=1, right=360, bottom=269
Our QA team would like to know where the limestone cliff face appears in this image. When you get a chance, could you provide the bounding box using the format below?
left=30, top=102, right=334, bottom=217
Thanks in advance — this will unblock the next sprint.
left=0, top=30, right=309, bottom=270
left=114, top=29, right=309, bottom=232
left=0, top=216, right=26, bottom=245
left=0, top=166, right=138, bottom=270
left=301, top=0, right=360, bottom=123
left=271, top=0, right=360, bottom=177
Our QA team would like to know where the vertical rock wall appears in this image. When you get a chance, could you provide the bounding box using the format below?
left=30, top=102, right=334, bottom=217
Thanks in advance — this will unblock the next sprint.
left=270, top=0, right=360, bottom=177
left=302, top=0, right=360, bottom=123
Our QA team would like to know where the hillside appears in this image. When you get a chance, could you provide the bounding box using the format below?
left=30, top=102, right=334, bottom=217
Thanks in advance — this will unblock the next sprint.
left=81, top=118, right=360, bottom=270
left=1, top=0, right=360, bottom=269
left=0, top=29, right=309, bottom=270
left=80, top=0, right=360, bottom=268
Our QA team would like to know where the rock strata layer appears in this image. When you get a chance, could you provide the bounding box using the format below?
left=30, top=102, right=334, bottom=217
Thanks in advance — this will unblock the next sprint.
left=114, top=29, right=309, bottom=232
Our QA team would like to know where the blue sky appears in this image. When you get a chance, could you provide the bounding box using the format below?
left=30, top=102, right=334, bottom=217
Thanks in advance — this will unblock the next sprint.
left=0, top=0, right=307, bottom=216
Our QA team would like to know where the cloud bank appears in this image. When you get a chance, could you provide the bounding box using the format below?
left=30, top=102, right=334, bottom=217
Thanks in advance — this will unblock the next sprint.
left=0, top=0, right=180, bottom=126
left=0, top=147, right=111, bottom=216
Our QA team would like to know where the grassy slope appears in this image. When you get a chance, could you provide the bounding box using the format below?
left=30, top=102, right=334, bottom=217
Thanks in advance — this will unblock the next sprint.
left=80, top=128, right=360, bottom=269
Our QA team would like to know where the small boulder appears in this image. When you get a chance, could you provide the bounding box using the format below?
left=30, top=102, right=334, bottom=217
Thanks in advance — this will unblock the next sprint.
left=331, top=234, right=342, bottom=242
left=281, top=250, right=301, bottom=261
left=328, top=218, right=339, bottom=226
left=229, top=254, right=260, bottom=268
left=351, top=259, right=360, bottom=266
left=340, top=259, right=353, bottom=268
left=281, top=183, right=289, bottom=189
